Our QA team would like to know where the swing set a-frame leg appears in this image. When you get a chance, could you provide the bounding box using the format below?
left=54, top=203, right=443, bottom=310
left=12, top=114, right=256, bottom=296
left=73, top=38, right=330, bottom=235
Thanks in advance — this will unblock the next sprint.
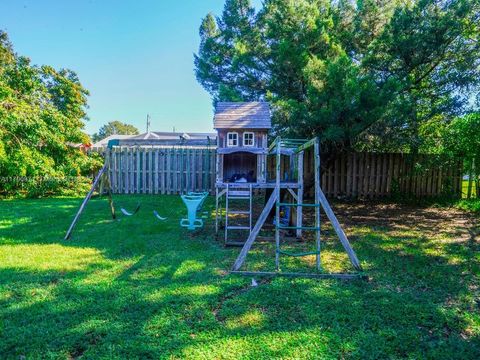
left=64, top=162, right=115, bottom=240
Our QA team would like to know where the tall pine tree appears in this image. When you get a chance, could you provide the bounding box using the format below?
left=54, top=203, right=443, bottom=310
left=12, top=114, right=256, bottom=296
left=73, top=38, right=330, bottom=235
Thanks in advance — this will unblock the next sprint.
left=195, top=0, right=480, bottom=152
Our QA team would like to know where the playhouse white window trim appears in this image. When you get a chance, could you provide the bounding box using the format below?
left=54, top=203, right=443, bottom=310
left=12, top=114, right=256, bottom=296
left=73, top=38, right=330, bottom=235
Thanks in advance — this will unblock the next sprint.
left=243, top=132, right=255, bottom=147
left=227, top=132, right=239, bottom=147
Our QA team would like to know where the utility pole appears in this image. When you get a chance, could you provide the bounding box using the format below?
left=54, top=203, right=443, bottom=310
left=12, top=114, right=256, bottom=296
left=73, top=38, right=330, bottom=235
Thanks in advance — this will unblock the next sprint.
left=146, top=114, right=151, bottom=133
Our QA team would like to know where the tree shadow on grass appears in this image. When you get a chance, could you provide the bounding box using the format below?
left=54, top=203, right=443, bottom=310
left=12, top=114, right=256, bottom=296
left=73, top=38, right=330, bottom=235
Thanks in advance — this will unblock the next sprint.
left=2, top=235, right=478, bottom=359
left=1, top=197, right=479, bottom=358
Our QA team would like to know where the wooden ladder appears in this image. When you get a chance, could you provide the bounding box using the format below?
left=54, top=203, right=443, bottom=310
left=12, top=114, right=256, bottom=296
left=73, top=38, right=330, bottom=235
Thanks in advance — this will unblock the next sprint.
left=225, top=184, right=253, bottom=246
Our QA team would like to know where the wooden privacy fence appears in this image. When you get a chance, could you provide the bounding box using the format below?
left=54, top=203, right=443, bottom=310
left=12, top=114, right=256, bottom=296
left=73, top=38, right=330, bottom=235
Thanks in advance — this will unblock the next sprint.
left=102, top=147, right=463, bottom=198
left=314, top=152, right=463, bottom=198
left=105, top=147, right=216, bottom=194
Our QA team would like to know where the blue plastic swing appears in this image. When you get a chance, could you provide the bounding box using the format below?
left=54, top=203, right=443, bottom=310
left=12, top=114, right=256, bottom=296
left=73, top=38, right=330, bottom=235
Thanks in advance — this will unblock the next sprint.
left=180, top=192, right=209, bottom=230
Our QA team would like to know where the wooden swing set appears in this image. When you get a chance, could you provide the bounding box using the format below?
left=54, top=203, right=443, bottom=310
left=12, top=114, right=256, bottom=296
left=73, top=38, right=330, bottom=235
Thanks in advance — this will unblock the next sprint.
left=64, top=136, right=363, bottom=279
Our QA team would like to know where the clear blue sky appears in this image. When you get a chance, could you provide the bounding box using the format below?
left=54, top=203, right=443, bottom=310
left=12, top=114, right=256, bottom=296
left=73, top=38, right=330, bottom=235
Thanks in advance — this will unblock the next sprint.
left=0, top=0, right=262, bottom=136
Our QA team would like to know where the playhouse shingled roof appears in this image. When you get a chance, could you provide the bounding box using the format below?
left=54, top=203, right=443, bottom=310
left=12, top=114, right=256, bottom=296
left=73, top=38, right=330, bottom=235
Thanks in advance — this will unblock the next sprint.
left=213, top=102, right=271, bottom=129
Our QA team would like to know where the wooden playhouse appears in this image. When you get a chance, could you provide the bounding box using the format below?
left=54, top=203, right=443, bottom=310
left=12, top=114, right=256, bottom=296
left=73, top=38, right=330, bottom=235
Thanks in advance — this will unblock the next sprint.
left=214, top=102, right=270, bottom=185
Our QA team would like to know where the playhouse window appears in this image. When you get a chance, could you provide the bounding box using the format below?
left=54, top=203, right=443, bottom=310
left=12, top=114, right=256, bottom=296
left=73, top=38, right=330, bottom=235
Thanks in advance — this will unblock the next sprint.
left=227, top=132, right=238, bottom=147
left=243, top=132, right=254, bottom=147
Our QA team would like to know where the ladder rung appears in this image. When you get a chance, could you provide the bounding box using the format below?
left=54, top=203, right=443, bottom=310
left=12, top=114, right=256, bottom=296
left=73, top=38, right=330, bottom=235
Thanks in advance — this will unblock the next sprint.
left=225, top=241, right=246, bottom=246
left=229, top=210, right=250, bottom=214
left=278, top=203, right=321, bottom=207
left=227, top=226, right=251, bottom=230
left=228, top=191, right=250, bottom=196
left=277, top=250, right=320, bottom=257
left=277, top=226, right=320, bottom=230
left=228, top=196, right=250, bottom=200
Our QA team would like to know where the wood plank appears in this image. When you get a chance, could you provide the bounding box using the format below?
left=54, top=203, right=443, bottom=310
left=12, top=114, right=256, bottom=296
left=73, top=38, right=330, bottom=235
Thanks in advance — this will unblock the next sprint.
left=328, top=157, right=334, bottom=197
left=173, top=149, right=178, bottom=194
left=426, top=160, right=432, bottom=197
left=275, top=142, right=281, bottom=270
left=130, top=147, right=135, bottom=194
left=381, top=154, right=388, bottom=196
left=124, top=147, right=127, bottom=194
left=287, top=188, right=298, bottom=201
left=393, top=154, right=400, bottom=195
left=166, top=148, right=171, bottom=194
left=116, top=148, right=120, bottom=193
left=142, top=148, right=147, bottom=193
left=358, top=152, right=364, bottom=198
left=136, top=147, right=140, bottom=193
left=160, top=148, right=165, bottom=194
left=124, top=147, right=129, bottom=194
left=363, top=153, right=369, bottom=197
left=117, top=148, right=122, bottom=193
left=387, top=153, right=393, bottom=196
left=178, top=148, right=182, bottom=193
left=109, top=149, right=115, bottom=193
left=314, top=139, right=321, bottom=271
left=333, top=156, right=339, bottom=197
left=65, top=163, right=108, bottom=240
left=200, top=149, right=205, bottom=191
left=156, top=149, right=160, bottom=194
left=149, top=148, right=154, bottom=194
left=184, top=148, right=189, bottom=192
left=230, top=271, right=363, bottom=280
left=316, top=187, right=362, bottom=271
left=212, top=150, right=217, bottom=191
left=376, top=153, right=382, bottom=197
left=431, top=166, right=437, bottom=196
left=191, top=149, right=196, bottom=192
left=352, top=153, right=357, bottom=198
left=370, top=153, right=376, bottom=199
left=437, top=166, right=442, bottom=197
left=296, top=151, right=304, bottom=238
left=346, top=153, right=352, bottom=197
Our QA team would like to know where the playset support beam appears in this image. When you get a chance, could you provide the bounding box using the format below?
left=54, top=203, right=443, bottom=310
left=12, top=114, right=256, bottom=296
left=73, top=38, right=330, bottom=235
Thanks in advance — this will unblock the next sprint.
left=231, top=271, right=364, bottom=280
left=296, top=151, right=304, bottom=238
left=64, top=162, right=111, bottom=240
left=275, top=139, right=281, bottom=270
left=314, top=138, right=321, bottom=270
left=231, top=188, right=278, bottom=271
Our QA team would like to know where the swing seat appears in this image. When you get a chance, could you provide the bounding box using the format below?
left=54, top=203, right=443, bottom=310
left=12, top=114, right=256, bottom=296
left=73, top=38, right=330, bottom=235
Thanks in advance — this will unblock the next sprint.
left=180, top=193, right=208, bottom=230
left=153, top=210, right=167, bottom=221
left=120, top=203, right=141, bottom=216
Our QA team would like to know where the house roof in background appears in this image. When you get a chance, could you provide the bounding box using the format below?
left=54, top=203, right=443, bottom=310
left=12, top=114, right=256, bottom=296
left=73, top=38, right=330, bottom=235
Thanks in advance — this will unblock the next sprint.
left=129, top=132, right=217, bottom=141
left=102, top=131, right=217, bottom=148
left=214, top=102, right=271, bottom=129
left=92, top=134, right=136, bottom=148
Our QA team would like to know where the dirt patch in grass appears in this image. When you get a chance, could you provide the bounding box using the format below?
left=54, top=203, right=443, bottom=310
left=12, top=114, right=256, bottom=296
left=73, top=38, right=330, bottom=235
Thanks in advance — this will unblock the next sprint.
left=332, top=202, right=475, bottom=239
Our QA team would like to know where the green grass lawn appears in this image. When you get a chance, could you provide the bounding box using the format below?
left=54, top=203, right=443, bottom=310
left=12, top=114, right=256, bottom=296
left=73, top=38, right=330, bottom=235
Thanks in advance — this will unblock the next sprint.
left=463, top=179, right=478, bottom=198
left=0, top=195, right=479, bottom=359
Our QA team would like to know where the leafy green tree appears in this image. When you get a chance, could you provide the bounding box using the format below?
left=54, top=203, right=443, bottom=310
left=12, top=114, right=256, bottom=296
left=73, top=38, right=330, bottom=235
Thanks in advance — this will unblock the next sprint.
left=92, top=121, right=140, bottom=143
left=0, top=31, right=98, bottom=197
left=361, top=0, right=480, bottom=152
left=443, top=113, right=480, bottom=198
left=195, top=0, right=480, bottom=153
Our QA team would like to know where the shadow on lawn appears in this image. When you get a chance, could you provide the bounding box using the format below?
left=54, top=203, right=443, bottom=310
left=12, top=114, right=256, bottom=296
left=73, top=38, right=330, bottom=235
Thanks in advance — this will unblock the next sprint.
left=0, top=197, right=479, bottom=358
